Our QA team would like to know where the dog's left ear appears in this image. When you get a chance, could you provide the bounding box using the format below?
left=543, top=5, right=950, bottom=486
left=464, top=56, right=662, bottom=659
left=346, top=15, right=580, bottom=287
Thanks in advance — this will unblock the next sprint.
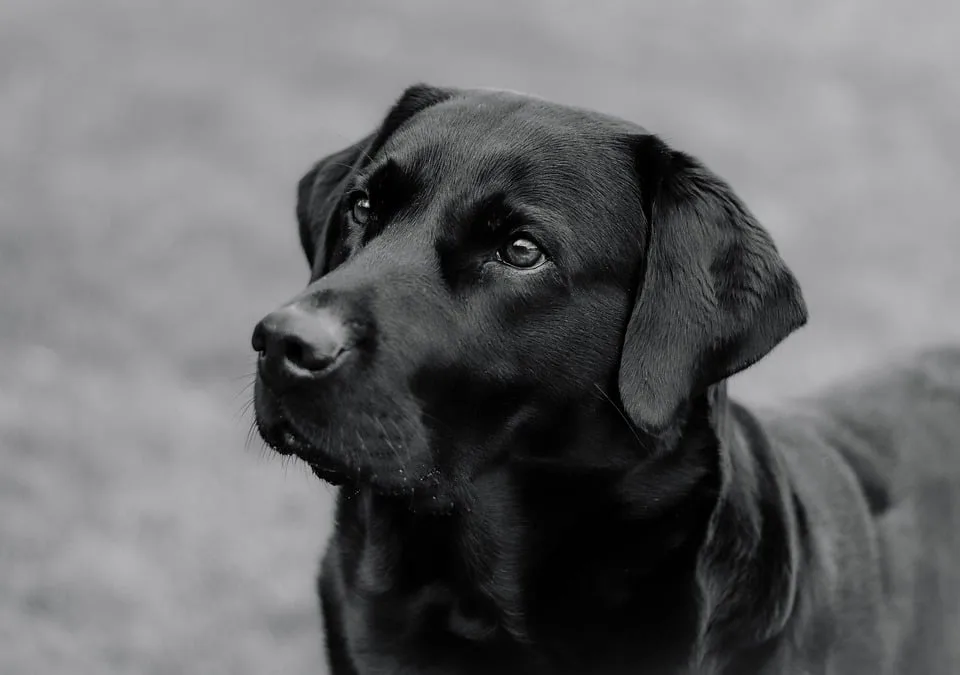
left=618, top=135, right=807, bottom=435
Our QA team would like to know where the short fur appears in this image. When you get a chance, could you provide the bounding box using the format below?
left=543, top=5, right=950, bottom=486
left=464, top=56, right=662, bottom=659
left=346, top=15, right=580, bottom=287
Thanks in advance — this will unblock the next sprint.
left=252, top=84, right=960, bottom=674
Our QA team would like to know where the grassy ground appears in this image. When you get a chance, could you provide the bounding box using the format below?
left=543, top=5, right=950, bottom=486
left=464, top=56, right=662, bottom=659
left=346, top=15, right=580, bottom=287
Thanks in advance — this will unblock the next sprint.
left=1, top=1, right=958, bottom=673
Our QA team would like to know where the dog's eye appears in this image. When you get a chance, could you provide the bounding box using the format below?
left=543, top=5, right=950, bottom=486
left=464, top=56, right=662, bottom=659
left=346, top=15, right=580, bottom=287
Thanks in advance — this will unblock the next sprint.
left=348, top=192, right=372, bottom=225
left=497, top=237, right=546, bottom=269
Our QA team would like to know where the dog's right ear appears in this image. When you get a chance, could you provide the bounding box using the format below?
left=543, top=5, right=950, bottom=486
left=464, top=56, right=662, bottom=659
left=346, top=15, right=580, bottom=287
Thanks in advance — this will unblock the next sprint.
left=296, top=83, right=456, bottom=276
left=296, top=137, right=371, bottom=274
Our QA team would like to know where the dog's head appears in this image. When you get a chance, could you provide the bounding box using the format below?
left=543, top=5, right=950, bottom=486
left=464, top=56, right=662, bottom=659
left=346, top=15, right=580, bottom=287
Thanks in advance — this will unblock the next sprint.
left=252, top=84, right=806, bottom=506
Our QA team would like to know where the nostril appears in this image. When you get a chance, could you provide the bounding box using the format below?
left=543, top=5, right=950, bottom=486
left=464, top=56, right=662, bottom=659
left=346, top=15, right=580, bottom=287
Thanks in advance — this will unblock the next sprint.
left=281, top=334, right=341, bottom=372
left=251, top=322, right=267, bottom=355
left=281, top=335, right=307, bottom=369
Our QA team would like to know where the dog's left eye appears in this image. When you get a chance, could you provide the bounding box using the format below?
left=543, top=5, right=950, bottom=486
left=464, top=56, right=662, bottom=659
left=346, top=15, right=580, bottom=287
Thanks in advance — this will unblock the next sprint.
left=497, top=237, right=546, bottom=269
left=348, top=192, right=372, bottom=225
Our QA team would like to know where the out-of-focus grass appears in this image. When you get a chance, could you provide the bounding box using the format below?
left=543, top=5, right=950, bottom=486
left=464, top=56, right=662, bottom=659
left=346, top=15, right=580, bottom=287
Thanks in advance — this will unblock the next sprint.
left=1, top=1, right=958, bottom=673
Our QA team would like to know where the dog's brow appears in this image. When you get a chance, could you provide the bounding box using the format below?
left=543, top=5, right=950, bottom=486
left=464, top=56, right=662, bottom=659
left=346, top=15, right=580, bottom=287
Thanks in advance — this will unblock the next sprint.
left=361, top=159, right=421, bottom=218
left=440, top=192, right=516, bottom=234
left=441, top=191, right=568, bottom=258
left=355, top=158, right=399, bottom=189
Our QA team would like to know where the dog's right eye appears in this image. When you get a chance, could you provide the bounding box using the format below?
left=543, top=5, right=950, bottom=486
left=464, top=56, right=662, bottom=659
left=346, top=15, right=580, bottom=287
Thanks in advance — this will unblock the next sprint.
left=347, top=191, right=372, bottom=225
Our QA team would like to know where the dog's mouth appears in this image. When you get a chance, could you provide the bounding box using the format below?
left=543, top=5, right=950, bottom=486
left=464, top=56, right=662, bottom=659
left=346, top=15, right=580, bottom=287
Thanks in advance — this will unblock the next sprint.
left=253, top=380, right=353, bottom=484
left=251, top=377, right=452, bottom=507
left=258, top=413, right=352, bottom=484
left=259, top=415, right=310, bottom=457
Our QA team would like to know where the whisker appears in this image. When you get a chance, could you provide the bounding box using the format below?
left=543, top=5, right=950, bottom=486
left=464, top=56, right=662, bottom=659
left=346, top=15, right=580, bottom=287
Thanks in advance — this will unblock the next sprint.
left=593, top=383, right=651, bottom=453
left=417, top=408, right=458, bottom=435
left=232, top=378, right=256, bottom=402
left=235, top=397, right=255, bottom=421
left=318, top=426, right=330, bottom=457
left=387, top=417, right=407, bottom=449
left=245, top=419, right=259, bottom=451
left=373, top=414, right=404, bottom=464
left=324, top=128, right=377, bottom=165
left=354, top=429, right=369, bottom=465
left=323, top=160, right=364, bottom=173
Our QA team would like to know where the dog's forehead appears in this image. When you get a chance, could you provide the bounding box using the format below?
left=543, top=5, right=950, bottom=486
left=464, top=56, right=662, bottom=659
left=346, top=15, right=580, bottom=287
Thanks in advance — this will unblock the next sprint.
left=356, top=93, right=646, bottom=273
left=376, top=92, right=643, bottom=182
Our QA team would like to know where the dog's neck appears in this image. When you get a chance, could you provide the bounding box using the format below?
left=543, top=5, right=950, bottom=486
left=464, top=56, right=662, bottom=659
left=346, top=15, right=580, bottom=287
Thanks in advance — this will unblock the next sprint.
left=329, top=383, right=802, bottom=673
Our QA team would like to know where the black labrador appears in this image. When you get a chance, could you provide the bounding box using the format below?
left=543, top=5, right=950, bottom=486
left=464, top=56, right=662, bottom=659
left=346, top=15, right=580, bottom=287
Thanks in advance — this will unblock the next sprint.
left=251, top=85, right=960, bottom=674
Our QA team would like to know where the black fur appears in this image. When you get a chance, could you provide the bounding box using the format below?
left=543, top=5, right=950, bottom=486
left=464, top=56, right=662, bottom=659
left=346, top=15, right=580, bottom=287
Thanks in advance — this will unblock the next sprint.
left=620, top=135, right=807, bottom=435
left=253, top=84, right=960, bottom=674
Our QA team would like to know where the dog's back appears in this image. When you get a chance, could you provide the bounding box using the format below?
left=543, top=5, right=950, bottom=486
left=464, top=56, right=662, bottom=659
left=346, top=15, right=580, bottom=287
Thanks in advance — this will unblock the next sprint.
left=758, top=346, right=960, bottom=673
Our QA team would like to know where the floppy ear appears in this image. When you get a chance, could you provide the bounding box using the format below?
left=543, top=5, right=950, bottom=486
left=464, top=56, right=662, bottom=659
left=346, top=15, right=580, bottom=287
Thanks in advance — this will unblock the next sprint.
left=296, top=83, right=456, bottom=275
left=296, top=137, right=372, bottom=273
left=618, top=135, right=807, bottom=435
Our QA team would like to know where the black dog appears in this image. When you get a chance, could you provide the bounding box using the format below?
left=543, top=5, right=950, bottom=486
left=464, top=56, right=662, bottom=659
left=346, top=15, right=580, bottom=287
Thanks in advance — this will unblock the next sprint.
left=252, top=85, right=960, bottom=674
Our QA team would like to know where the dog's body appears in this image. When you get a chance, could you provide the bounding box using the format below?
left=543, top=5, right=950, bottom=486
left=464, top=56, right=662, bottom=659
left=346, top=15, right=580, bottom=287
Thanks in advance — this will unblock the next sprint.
left=318, top=350, right=960, bottom=675
left=739, top=350, right=960, bottom=675
left=251, top=85, right=960, bottom=674
left=754, top=349, right=960, bottom=675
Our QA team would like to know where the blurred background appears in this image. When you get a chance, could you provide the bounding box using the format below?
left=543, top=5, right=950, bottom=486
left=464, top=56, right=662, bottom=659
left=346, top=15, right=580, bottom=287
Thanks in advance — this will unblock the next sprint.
left=2, top=1, right=958, bottom=673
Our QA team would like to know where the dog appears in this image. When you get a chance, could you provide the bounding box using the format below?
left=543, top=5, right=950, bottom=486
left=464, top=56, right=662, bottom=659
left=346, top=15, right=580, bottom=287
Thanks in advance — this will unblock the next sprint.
left=251, top=84, right=960, bottom=674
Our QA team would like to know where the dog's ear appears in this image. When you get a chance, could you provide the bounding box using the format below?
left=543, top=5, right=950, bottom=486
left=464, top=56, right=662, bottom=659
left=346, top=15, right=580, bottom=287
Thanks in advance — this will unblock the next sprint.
left=618, top=135, right=807, bottom=435
left=296, top=138, right=370, bottom=271
left=296, top=83, right=456, bottom=274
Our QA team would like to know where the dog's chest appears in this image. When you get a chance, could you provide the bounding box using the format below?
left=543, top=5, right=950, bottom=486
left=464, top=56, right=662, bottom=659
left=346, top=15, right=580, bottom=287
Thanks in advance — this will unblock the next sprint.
left=326, top=491, right=712, bottom=674
left=339, top=581, right=532, bottom=675
left=332, top=563, right=704, bottom=675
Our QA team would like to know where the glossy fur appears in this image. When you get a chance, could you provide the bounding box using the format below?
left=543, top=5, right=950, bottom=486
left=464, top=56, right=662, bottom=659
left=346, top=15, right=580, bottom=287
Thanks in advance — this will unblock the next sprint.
left=253, top=84, right=960, bottom=674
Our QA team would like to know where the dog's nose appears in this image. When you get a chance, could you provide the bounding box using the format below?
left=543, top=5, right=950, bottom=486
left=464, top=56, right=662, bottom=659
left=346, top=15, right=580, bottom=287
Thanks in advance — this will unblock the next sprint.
left=252, top=305, right=348, bottom=380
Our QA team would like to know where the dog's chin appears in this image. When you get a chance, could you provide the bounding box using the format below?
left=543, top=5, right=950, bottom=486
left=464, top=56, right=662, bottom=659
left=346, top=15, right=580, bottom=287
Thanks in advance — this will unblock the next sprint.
left=254, top=413, right=454, bottom=512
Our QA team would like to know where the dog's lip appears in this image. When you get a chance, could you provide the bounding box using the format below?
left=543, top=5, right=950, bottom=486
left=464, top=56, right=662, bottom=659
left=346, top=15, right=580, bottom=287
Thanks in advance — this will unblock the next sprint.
left=255, top=398, right=354, bottom=482
left=261, top=413, right=321, bottom=459
left=255, top=416, right=300, bottom=456
left=256, top=400, right=451, bottom=500
left=279, top=426, right=311, bottom=455
left=255, top=376, right=316, bottom=453
left=253, top=379, right=446, bottom=497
